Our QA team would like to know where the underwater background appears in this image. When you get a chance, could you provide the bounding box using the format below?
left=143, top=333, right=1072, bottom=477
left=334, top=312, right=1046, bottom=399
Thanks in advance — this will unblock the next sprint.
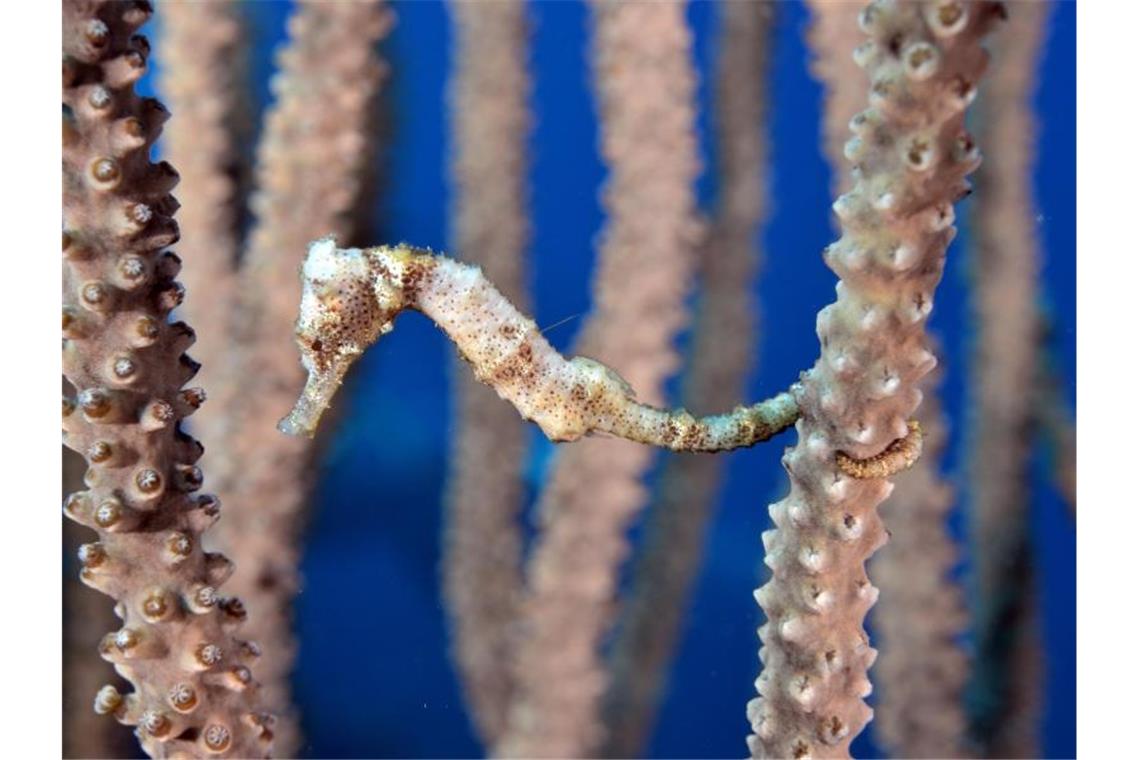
left=140, top=2, right=1076, bottom=757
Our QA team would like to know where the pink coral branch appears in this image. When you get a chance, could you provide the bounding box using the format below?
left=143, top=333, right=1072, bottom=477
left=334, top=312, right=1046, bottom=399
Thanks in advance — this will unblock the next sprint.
left=747, top=3, right=1002, bottom=757
left=442, top=0, right=533, bottom=746
left=157, top=0, right=244, bottom=440
left=966, top=2, right=1052, bottom=755
left=200, top=2, right=393, bottom=753
left=62, top=1, right=271, bottom=755
left=870, top=365, right=968, bottom=758
left=496, top=3, right=704, bottom=753
left=807, top=0, right=869, bottom=197
left=601, top=3, right=775, bottom=755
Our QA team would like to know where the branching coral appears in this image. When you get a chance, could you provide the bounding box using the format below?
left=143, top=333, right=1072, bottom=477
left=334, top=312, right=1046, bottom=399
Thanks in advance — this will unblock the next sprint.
left=746, top=2, right=1002, bottom=757
left=441, top=0, right=533, bottom=745
left=870, top=366, right=969, bottom=758
left=496, top=3, right=704, bottom=752
left=809, top=11, right=969, bottom=752
left=62, top=1, right=271, bottom=755
left=60, top=1, right=1068, bottom=756
left=63, top=444, right=135, bottom=759
left=600, top=3, right=775, bottom=755
left=161, top=2, right=393, bottom=750
left=966, top=2, right=1052, bottom=756
left=157, top=0, right=244, bottom=429
left=808, top=0, right=870, bottom=197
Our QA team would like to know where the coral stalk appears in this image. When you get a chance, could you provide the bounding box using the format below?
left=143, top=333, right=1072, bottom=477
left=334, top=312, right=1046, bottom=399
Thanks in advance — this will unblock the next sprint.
left=600, top=2, right=775, bottom=755
left=157, top=0, right=243, bottom=433
left=1034, top=342, right=1076, bottom=513
left=869, top=366, right=968, bottom=758
left=200, top=3, right=392, bottom=753
left=746, top=2, right=1001, bottom=757
left=62, top=1, right=270, bottom=755
left=64, top=446, right=135, bottom=759
left=442, top=0, right=533, bottom=745
left=814, top=4, right=970, bottom=753
left=496, top=3, right=703, bottom=753
left=807, top=0, right=870, bottom=196
left=966, top=2, right=1051, bottom=756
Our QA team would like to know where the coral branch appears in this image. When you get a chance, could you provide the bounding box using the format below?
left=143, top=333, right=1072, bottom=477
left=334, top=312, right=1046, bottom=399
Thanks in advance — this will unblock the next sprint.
left=280, top=240, right=798, bottom=453
left=747, top=2, right=1002, bottom=757
left=966, top=2, right=1051, bottom=756
left=199, top=2, right=393, bottom=752
left=442, top=0, right=533, bottom=745
left=870, top=365, right=968, bottom=758
left=63, top=445, right=135, bottom=759
left=157, top=0, right=243, bottom=424
left=1034, top=344, right=1076, bottom=513
left=812, top=5, right=969, bottom=753
left=807, top=0, right=869, bottom=197
left=62, top=1, right=270, bottom=755
left=601, top=3, right=775, bottom=755
left=497, top=4, right=705, bottom=752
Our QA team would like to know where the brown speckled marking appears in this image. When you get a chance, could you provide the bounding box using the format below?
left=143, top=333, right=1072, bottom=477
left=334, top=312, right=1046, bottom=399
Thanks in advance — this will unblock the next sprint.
left=486, top=337, right=537, bottom=387
left=368, top=256, right=394, bottom=288
left=400, top=259, right=433, bottom=299
left=681, top=420, right=706, bottom=450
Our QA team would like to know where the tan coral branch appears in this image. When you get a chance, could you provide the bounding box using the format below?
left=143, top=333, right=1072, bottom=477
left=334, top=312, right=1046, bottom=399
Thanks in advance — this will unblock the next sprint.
left=747, top=2, right=1003, bottom=757
left=807, top=0, right=869, bottom=197
left=63, top=445, right=136, bottom=759
left=870, top=365, right=968, bottom=758
left=496, top=4, right=704, bottom=753
left=601, top=3, right=775, bottom=755
left=157, top=0, right=243, bottom=427
left=62, top=1, right=270, bottom=755
left=198, top=2, right=393, bottom=753
left=442, top=0, right=533, bottom=745
left=966, top=2, right=1051, bottom=756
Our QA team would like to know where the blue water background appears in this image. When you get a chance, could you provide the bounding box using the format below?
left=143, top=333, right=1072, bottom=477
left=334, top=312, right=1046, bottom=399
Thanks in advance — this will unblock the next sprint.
left=145, top=2, right=1076, bottom=757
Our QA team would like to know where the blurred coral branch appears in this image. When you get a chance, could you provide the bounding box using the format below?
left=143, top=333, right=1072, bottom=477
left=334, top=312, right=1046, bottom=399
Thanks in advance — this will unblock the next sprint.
left=158, top=0, right=393, bottom=752
left=601, top=3, right=775, bottom=755
left=871, top=365, right=969, bottom=758
left=497, top=3, right=703, bottom=753
left=807, top=0, right=868, bottom=198
left=966, top=3, right=1052, bottom=756
left=442, top=0, right=533, bottom=746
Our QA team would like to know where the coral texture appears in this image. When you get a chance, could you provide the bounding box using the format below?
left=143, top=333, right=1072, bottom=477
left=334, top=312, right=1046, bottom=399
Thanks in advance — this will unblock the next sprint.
left=600, top=3, right=774, bottom=755
left=807, top=0, right=870, bottom=196
left=496, top=3, right=703, bottom=753
left=195, top=2, right=392, bottom=751
left=746, top=2, right=1002, bottom=757
left=870, top=366, right=968, bottom=758
left=64, top=445, right=136, bottom=759
left=966, top=2, right=1050, bottom=756
left=1035, top=341, right=1076, bottom=512
left=157, top=0, right=243, bottom=432
left=442, top=0, right=532, bottom=745
left=62, top=1, right=270, bottom=756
